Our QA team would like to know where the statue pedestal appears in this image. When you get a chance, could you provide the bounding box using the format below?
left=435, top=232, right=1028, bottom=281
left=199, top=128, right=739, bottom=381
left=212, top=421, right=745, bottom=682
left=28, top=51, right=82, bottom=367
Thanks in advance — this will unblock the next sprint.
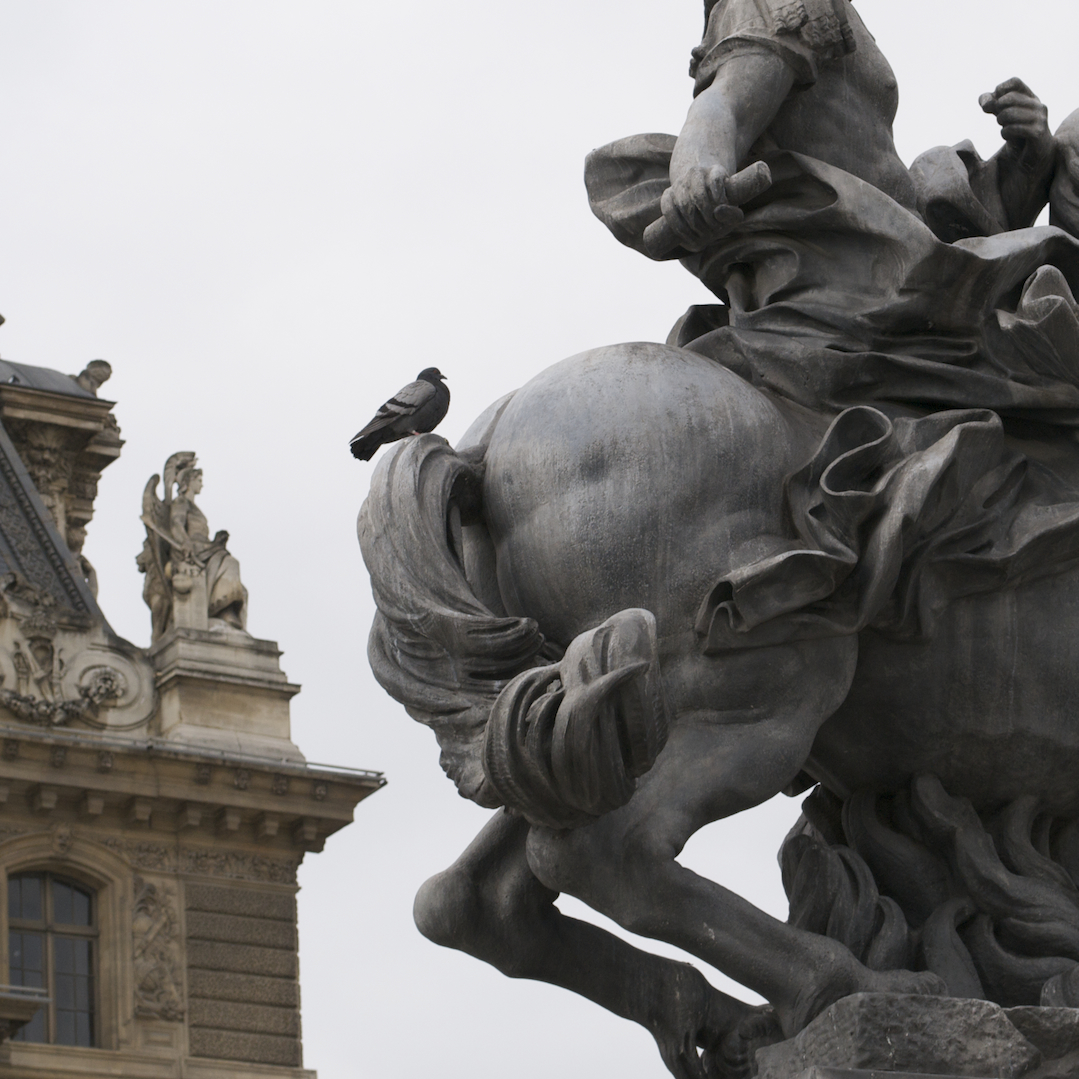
left=757, top=995, right=1079, bottom=1079
left=149, top=626, right=303, bottom=760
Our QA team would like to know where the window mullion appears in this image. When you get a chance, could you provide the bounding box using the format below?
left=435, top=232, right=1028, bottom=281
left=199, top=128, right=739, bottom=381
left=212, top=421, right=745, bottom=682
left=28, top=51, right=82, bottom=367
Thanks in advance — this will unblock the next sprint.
left=44, top=872, right=53, bottom=1046
left=45, top=925, right=54, bottom=1044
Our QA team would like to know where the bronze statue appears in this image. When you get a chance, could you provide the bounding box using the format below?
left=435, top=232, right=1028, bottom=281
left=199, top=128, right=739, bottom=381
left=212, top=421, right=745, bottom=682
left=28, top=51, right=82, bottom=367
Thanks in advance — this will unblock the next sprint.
left=361, top=2, right=1079, bottom=1076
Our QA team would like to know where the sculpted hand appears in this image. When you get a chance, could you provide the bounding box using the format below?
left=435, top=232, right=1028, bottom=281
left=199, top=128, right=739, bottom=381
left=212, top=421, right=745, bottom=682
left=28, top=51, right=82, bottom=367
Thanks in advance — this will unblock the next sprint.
left=661, top=164, right=745, bottom=253
left=645, top=162, right=772, bottom=258
left=980, top=78, right=1054, bottom=168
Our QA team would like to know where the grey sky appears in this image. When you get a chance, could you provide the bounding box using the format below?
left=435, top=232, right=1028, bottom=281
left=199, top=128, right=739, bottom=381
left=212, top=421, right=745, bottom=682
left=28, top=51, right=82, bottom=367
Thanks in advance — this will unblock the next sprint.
left=0, top=2, right=1074, bottom=1075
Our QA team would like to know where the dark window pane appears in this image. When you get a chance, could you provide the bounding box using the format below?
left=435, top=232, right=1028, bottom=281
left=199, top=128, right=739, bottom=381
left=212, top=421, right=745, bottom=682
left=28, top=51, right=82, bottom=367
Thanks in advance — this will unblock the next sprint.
left=9, top=928, right=46, bottom=1045
left=24, top=931, right=44, bottom=976
left=55, top=1009, right=75, bottom=1046
left=53, top=938, right=93, bottom=1047
left=10, top=930, right=45, bottom=986
left=52, top=880, right=73, bottom=925
left=8, top=930, right=21, bottom=976
left=14, top=1006, right=45, bottom=1043
left=74, top=939, right=90, bottom=976
left=55, top=979, right=94, bottom=1046
left=71, top=887, right=91, bottom=927
left=55, top=972, right=74, bottom=1010
left=54, top=936, right=73, bottom=973
left=10, top=874, right=42, bottom=922
left=25, top=876, right=42, bottom=921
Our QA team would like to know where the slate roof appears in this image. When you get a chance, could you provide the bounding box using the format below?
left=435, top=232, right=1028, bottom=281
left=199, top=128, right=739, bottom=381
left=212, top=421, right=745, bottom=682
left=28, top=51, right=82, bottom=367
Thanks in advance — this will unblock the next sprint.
left=0, top=360, right=99, bottom=399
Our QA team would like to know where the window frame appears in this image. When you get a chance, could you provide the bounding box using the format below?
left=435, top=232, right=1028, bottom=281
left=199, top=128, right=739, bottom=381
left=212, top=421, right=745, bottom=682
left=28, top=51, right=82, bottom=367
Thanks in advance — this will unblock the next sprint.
left=0, top=838, right=132, bottom=1054
left=8, top=870, right=98, bottom=1047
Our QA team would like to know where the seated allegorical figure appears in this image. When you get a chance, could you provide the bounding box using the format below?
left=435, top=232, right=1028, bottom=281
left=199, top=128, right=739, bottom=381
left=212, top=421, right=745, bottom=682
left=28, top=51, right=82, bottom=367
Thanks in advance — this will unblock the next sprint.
left=586, top=0, right=1079, bottom=424
left=137, top=452, right=248, bottom=641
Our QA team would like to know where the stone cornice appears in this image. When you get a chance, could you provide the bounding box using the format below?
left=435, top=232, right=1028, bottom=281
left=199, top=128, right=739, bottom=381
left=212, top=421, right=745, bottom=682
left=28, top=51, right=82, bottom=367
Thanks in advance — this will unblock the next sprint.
left=0, top=725, right=384, bottom=855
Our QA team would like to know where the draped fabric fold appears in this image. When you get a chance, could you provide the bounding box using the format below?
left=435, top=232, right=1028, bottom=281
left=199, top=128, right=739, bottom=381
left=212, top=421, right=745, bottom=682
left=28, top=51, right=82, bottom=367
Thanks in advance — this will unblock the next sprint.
left=586, top=135, right=1079, bottom=649
left=697, top=406, right=1079, bottom=652
left=585, top=140, right=1079, bottom=422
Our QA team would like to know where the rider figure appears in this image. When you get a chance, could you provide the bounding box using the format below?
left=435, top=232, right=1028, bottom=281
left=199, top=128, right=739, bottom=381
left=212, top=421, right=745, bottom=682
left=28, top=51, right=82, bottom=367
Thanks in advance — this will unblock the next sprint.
left=662, top=0, right=1058, bottom=251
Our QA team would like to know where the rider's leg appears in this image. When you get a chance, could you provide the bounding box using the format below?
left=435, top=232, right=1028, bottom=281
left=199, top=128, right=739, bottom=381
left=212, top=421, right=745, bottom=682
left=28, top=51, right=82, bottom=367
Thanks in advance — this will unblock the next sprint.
left=415, top=807, right=762, bottom=1079
left=524, top=637, right=943, bottom=1036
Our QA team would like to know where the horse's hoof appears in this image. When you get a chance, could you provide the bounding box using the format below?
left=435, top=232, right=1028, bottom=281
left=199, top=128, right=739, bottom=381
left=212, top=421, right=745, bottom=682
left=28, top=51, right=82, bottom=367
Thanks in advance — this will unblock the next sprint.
left=874, top=969, right=948, bottom=997
left=704, top=1006, right=783, bottom=1079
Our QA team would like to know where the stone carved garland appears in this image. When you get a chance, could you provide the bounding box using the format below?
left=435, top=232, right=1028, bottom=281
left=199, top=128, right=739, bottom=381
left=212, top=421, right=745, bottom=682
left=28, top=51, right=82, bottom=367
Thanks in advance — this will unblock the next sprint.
left=0, top=668, right=124, bottom=728
left=101, top=839, right=175, bottom=874
left=180, top=848, right=300, bottom=885
left=101, top=837, right=300, bottom=884
left=132, top=876, right=185, bottom=1022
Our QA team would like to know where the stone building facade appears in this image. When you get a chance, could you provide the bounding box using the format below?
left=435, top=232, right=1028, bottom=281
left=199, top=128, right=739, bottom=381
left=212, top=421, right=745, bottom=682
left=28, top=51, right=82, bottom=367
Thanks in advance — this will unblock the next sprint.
left=0, top=358, right=382, bottom=1077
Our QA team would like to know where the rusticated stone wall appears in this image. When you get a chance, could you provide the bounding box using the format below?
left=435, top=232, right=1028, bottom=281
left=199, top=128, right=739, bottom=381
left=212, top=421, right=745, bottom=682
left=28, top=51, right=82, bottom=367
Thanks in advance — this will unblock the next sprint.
left=185, top=882, right=303, bottom=1068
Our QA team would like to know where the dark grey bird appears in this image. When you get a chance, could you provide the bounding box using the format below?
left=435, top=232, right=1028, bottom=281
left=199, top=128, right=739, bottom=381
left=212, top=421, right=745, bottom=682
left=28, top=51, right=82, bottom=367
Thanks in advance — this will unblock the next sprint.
left=350, top=367, right=450, bottom=461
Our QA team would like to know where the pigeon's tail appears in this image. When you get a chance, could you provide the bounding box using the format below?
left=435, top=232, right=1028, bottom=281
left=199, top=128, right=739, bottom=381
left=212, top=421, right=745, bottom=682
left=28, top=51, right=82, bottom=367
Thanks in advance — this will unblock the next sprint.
left=350, top=414, right=397, bottom=460
left=349, top=432, right=381, bottom=461
left=358, top=434, right=548, bottom=807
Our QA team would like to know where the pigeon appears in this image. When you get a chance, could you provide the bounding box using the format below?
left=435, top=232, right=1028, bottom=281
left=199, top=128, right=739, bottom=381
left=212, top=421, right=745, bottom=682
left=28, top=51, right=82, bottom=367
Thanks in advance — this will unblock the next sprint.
left=349, top=367, right=450, bottom=460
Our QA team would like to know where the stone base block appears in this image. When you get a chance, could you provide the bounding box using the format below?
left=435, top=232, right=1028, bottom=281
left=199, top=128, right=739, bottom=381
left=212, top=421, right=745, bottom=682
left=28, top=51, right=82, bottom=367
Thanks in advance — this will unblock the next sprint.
left=756, top=995, right=1079, bottom=1079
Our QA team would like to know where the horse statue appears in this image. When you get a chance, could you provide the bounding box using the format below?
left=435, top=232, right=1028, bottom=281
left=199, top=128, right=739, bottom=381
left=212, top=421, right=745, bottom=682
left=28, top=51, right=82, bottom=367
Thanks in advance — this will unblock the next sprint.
left=358, top=2, right=1079, bottom=1076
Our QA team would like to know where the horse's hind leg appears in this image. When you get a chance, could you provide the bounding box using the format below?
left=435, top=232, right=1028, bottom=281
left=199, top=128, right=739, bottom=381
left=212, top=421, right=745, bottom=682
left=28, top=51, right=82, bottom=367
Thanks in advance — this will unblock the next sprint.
left=524, top=638, right=945, bottom=1038
left=415, top=808, right=769, bottom=1079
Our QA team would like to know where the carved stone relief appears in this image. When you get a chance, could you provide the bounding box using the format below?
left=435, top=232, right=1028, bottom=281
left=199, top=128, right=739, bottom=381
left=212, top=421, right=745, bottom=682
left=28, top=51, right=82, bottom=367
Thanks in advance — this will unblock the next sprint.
left=102, top=838, right=299, bottom=884
left=14, top=424, right=76, bottom=544
left=50, top=823, right=73, bottom=857
left=132, top=876, right=185, bottom=1022
left=102, top=839, right=176, bottom=874
left=0, top=573, right=152, bottom=730
left=178, top=848, right=299, bottom=885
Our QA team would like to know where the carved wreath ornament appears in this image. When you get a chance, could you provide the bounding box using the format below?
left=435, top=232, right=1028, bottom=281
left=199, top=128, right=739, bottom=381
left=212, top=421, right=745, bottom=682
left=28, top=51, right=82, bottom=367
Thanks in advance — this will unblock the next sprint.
left=0, top=661, right=125, bottom=728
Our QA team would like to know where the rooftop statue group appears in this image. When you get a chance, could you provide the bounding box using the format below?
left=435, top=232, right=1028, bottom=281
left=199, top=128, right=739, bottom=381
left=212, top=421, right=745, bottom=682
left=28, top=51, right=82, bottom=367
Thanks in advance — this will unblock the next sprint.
left=360, top=2, right=1079, bottom=1076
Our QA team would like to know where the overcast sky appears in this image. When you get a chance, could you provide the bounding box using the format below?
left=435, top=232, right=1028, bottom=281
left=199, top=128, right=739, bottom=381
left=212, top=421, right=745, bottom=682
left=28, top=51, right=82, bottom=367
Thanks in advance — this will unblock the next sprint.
left=0, top=2, right=1076, bottom=1076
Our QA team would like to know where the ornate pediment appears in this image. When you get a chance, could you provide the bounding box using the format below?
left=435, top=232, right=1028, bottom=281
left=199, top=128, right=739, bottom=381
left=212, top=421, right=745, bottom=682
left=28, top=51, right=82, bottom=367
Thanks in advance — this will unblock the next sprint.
left=0, top=364, right=154, bottom=732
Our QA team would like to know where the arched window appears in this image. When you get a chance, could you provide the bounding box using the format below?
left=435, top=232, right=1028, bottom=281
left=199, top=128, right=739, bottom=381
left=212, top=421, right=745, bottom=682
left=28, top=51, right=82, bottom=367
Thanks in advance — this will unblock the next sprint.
left=7, top=872, right=96, bottom=1047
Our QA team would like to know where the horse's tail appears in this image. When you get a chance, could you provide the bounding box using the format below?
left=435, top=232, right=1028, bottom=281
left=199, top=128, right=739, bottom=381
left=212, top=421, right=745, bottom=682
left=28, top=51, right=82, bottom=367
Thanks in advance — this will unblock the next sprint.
left=359, top=432, right=546, bottom=807
left=359, top=430, right=669, bottom=824
left=483, top=607, right=670, bottom=829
